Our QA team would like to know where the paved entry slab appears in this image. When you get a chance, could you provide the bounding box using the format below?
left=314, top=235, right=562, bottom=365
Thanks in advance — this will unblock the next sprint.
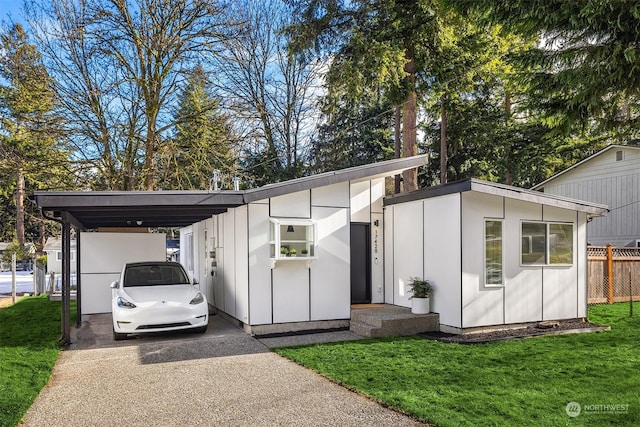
left=22, top=314, right=424, bottom=426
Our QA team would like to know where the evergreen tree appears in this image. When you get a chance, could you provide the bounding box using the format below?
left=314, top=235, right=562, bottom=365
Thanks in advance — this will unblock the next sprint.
left=452, top=0, right=640, bottom=139
left=0, top=23, right=68, bottom=249
left=292, top=1, right=547, bottom=187
left=310, top=89, right=395, bottom=173
left=156, top=65, right=236, bottom=190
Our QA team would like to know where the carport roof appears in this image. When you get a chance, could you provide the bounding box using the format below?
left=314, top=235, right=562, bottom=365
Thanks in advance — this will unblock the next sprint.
left=34, top=155, right=428, bottom=230
left=34, top=191, right=246, bottom=229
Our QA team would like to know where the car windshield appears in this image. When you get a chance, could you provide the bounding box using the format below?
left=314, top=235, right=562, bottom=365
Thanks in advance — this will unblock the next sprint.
left=123, top=263, right=190, bottom=287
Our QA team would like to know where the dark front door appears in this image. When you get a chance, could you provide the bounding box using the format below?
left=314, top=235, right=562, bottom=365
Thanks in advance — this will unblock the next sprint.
left=350, top=223, right=371, bottom=304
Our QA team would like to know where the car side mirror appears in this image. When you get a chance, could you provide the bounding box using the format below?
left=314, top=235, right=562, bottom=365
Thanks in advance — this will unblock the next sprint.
left=110, top=281, right=119, bottom=289
left=192, top=278, right=199, bottom=285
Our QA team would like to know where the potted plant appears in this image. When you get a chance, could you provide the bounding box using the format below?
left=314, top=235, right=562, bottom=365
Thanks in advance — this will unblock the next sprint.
left=408, top=277, right=433, bottom=314
left=280, top=246, right=289, bottom=257
left=301, top=249, right=309, bottom=257
left=289, top=248, right=297, bottom=257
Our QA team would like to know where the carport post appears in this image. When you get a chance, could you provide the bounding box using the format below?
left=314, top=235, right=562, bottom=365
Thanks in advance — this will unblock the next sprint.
left=76, top=232, right=82, bottom=327
left=76, top=232, right=81, bottom=326
left=61, top=222, right=71, bottom=345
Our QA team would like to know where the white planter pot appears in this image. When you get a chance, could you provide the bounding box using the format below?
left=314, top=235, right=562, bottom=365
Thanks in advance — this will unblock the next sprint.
left=411, top=297, right=430, bottom=314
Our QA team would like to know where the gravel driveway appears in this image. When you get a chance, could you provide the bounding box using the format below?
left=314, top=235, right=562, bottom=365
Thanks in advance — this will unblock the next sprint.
left=21, top=313, right=425, bottom=426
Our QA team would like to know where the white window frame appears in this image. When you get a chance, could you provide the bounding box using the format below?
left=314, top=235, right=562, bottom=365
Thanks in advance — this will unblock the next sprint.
left=56, top=250, right=76, bottom=261
left=484, top=219, right=504, bottom=287
left=269, top=218, right=317, bottom=267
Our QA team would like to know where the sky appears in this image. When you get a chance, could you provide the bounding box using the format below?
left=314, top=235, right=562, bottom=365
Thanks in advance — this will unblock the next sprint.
left=1, top=0, right=26, bottom=24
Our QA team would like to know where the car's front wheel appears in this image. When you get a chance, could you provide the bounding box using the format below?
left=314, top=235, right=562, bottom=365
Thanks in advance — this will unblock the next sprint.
left=113, top=328, right=128, bottom=341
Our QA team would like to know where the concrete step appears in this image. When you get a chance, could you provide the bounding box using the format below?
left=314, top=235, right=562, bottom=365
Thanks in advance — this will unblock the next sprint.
left=350, top=306, right=439, bottom=338
left=349, top=320, right=380, bottom=338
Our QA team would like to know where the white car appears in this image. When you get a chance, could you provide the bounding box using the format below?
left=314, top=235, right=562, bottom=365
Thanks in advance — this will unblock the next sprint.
left=110, top=261, right=208, bottom=340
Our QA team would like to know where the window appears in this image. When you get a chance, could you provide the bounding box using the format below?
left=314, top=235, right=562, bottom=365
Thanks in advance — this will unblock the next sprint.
left=549, top=223, right=573, bottom=264
left=522, top=222, right=546, bottom=264
left=56, top=250, right=76, bottom=261
left=616, top=150, right=623, bottom=161
left=124, top=263, right=190, bottom=287
left=484, top=220, right=503, bottom=286
left=521, top=222, right=573, bottom=265
left=269, top=219, right=316, bottom=260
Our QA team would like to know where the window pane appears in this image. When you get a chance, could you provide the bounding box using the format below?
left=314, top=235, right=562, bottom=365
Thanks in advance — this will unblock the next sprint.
left=549, top=223, right=573, bottom=264
left=485, top=220, right=502, bottom=285
left=522, top=222, right=546, bottom=264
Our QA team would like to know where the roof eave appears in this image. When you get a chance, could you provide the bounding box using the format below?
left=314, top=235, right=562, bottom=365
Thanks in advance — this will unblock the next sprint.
left=243, top=155, right=427, bottom=203
left=385, top=178, right=609, bottom=216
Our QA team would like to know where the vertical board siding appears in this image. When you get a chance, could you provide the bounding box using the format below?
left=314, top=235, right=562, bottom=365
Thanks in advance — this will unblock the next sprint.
left=309, top=207, right=350, bottom=320
left=540, top=147, right=640, bottom=246
left=248, top=203, right=272, bottom=325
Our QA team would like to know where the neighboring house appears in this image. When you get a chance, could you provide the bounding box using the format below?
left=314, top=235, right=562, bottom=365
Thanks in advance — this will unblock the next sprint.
left=533, top=144, right=639, bottom=247
left=181, top=163, right=606, bottom=335
left=44, top=237, right=77, bottom=274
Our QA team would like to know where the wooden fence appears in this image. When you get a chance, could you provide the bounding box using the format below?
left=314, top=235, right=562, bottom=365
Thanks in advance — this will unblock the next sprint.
left=587, top=245, right=640, bottom=304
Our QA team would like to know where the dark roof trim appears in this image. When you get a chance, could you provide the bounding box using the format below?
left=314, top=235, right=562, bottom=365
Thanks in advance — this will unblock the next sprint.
left=532, top=144, right=640, bottom=190
left=34, top=155, right=427, bottom=229
left=34, top=191, right=245, bottom=208
left=384, top=178, right=609, bottom=216
left=243, top=155, right=427, bottom=203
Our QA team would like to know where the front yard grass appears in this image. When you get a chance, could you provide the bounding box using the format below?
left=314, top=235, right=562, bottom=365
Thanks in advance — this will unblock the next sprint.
left=0, top=296, right=74, bottom=427
left=276, top=303, right=640, bottom=426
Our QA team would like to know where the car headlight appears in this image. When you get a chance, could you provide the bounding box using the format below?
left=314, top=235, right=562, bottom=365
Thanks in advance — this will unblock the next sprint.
left=189, top=292, right=204, bottom=305
left=117, top=297, right=136, bottom=309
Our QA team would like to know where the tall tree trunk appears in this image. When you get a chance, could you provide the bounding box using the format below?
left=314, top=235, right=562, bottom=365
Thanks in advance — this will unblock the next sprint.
left=440, top=93, right=448, bottom=185
left=402, top=90, right=418, bottom=191
left=504, top=91, right=513, bottom=185
left=38, top=220, right=46, bottom=254
left=144, top=126, right=156, bottom=190
left=16, top=166, right=25, bottom=245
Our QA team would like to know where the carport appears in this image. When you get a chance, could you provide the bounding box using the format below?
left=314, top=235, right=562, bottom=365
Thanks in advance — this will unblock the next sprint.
left=33, top=190, right=245, bottom=344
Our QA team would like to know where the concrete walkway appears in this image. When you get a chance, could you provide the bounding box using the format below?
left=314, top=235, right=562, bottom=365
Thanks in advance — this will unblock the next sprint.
left=21, top=314, right=424, bottom=426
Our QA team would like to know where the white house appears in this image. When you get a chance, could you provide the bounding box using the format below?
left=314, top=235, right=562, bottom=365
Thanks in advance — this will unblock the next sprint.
left=180, top=159, right=407, bottom=334
left=181, top=165, right=607, bottom=334
left=533, top=144, right=640, bottom=247
left=34, top=156, right=607, bottom=336
left=384, top=179, right=607, bottom=333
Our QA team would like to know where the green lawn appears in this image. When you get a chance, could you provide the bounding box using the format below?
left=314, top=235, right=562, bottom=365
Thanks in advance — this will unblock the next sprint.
left=0, top=296, right=74, bottom=427
left=276, top=303, right=640, bottom=426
